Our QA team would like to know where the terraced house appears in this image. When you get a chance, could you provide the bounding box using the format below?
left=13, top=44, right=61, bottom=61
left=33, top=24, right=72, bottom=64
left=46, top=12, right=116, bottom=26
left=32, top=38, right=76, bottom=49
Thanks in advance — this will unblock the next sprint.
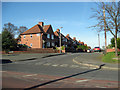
left=19, top=21, right=90, bottom=49
left=54, top=29, right=69, bottom=48
left=20, top=22, right=56, bottom=48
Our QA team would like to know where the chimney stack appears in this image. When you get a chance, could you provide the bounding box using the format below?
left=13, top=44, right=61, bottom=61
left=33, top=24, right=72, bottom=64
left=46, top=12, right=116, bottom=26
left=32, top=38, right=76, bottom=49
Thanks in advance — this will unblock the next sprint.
left=56, top=29, right=60, bottom=32
left=38, top=22, right=44, bottom=27
left=67, top=34, right=69, bottom=37
left=73, top=37, right=76, bottom=40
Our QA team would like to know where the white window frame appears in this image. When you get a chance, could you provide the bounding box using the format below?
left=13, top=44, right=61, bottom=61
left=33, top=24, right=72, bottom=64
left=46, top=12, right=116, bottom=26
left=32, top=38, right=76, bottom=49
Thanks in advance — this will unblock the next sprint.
left=47, top=42, right=50, bottom=47
left=37, top=33, right=41, bottom=36
left=30, top=43, right=32, bottom=47
left=30, top=34, right=32, bottom=38
left=66, top=45, right=67, bottom=47
left=52, top=35, right=54, bottom=39
left=52, top=42, right=54, bottom=46
left=66, top=38, right=67, bottom=42
left=47, top=34, right=50, bottom=38
left=24, top=35, right=26, bottom=39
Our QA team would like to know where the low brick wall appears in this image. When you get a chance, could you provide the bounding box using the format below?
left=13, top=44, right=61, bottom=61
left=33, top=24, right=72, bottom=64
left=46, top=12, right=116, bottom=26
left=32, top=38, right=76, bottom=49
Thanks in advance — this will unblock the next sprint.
left=2, top=48, right=59, bottom=54
left=27, top=48, right=59, bottom=53
left=107, top=48, right=120, bottom=52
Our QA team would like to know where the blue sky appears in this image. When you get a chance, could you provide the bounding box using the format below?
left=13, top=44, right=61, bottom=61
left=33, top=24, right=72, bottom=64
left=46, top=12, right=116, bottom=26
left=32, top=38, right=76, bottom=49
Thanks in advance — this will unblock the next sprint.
left=2, top=2, right=113, bottom=48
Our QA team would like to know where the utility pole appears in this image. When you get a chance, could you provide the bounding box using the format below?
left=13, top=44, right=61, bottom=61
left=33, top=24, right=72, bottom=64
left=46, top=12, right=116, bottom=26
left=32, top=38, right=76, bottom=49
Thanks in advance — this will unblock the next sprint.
left=60, top=27, right=63, bottom=53
left=103, top=4, right=107, bottom=54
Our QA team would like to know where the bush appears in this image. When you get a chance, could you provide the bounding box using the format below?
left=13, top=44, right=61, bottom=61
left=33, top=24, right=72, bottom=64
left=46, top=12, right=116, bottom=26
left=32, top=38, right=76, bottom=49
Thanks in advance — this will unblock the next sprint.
left=61, top=46, right=65, bottom=50
left=110, top=37, right=120, bottom=49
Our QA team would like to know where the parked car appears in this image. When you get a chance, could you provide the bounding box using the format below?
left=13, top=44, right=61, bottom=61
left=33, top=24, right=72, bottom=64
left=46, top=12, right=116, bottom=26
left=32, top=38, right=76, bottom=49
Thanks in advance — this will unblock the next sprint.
left=93, top=47, right=101, bottom=52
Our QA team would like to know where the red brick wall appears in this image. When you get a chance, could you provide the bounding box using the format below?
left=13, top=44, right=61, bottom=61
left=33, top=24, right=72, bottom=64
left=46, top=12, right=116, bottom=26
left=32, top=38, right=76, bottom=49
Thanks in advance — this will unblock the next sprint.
left=2, top=48, right=59, bottom=54
left=20, top=33, right=42, bottom=48
left=107, top=48, right=120, bottom=52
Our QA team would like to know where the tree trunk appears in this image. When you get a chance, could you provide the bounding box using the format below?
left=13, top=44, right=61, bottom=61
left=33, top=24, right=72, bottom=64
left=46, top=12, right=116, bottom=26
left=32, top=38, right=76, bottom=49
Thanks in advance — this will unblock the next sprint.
left=114, top=37, right=118, bottom=56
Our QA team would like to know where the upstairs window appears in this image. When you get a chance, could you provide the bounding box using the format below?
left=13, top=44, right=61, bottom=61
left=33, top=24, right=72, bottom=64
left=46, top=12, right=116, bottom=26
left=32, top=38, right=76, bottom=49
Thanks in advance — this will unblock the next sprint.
left=47, top=34, right=50, bottom=38
left=24, top=35, right=26, bottom=39
left=66, top=39, right=67, bottom=42
left=52, top=35, right=54, bottom=39
left=37, top=33, right=41, bottom=36
left=30, top=34, right=32, bottom=38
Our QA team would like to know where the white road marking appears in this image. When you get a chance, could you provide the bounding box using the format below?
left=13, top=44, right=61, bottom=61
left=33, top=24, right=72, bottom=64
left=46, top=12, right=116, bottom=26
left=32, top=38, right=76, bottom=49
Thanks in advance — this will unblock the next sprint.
left=60, top=64, right=68, bottom=67
left=70, top=65, right=79, bottom=68
left=76, top=79, right=91, bottom=83
left=43, top=63, right=51, bottom=66
left=23, top=74, right=37, bottom=77
left=35, top=62, right=44, bottom=65
left=52, top=64, right=59, bottom=67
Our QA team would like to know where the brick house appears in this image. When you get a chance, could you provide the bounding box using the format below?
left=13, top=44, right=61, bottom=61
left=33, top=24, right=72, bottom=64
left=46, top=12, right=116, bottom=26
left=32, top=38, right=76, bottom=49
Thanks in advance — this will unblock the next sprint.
left=65, top=34, right=74, bottom=48
left=20, top=22, right=56, bottom=48
left=72, top=37, right=80, bottom=46
left=54, top=29, right=69, bottom=48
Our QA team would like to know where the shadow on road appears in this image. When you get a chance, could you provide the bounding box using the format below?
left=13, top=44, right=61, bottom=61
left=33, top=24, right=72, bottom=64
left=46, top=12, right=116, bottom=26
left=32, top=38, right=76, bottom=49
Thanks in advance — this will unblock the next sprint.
left=17, top=58, right=38, bottom=62
left=24, top=64, right=106, bottom=90
left=42, top=53, right=66, bottom=58
left=0, top=59, right=13, bottom=64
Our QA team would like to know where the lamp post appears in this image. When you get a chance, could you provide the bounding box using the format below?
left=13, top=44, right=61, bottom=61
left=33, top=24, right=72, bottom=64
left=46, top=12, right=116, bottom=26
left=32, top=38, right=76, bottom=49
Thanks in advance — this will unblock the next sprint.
left=60, top=27, right=63, bottom=53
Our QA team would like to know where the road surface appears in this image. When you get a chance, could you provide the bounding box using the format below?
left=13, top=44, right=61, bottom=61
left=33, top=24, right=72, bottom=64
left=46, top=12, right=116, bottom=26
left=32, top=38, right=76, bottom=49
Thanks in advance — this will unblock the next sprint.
left=1, top=53, right=119, bottom=89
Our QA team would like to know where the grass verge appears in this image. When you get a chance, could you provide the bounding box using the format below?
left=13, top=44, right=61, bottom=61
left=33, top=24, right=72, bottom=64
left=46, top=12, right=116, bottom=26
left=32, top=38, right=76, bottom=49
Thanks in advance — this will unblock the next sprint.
left=102, top=52, right=120, bottom=63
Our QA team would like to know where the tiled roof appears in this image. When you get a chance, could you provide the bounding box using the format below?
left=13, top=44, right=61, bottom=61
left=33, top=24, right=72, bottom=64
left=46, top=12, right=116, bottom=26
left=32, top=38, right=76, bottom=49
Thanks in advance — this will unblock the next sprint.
left=21, top=24, right=44, bottom=35
left=54, top=31, right=59, bottom=37
left=66, top=35, right=73, bottom=41
left=43, top=25, right=51, bottom=33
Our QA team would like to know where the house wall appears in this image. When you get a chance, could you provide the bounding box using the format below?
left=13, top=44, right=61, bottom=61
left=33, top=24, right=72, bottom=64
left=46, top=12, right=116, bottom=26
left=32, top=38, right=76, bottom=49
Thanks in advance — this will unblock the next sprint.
left=44, top=26, right=56, bottom=47
left=20, top=33, right=42, bottom=48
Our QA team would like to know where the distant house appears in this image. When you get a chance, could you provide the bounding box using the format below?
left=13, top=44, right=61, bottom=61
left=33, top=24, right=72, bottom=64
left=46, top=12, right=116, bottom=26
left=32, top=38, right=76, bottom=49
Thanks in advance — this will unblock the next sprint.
left=72, top=37, right=80, bottom=46
left=54, top=29, right=69, bottom=48
left=65, top=34, right=74, bottom=48
left=20, top=22, right=56, bottom=48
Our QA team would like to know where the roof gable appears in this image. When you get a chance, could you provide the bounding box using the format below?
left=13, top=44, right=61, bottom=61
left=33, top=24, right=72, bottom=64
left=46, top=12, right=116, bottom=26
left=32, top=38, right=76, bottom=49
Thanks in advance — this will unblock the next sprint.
left=43, top=25, right=55, bottom=35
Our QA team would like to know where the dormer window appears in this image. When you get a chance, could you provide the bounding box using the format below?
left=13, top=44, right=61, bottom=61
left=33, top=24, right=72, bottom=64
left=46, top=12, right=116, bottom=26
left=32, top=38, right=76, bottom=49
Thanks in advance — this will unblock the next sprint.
left=47, top=34, right=50, bottom=38
left=52, top=35, right=54, bottom=39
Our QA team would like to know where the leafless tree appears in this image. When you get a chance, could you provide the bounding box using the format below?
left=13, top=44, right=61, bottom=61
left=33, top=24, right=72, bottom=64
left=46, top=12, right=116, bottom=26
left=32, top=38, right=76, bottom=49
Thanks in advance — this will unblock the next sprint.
left=3, top=22, right=17, bottom=36
left=90, top=2, right=120, bottom=56
left=17, top=26, right=28, bottom=35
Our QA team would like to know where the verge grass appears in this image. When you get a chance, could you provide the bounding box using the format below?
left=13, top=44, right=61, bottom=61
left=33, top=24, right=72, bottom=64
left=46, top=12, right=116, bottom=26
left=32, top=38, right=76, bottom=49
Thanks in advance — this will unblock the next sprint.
left=102, top=52, right=120, bottom=63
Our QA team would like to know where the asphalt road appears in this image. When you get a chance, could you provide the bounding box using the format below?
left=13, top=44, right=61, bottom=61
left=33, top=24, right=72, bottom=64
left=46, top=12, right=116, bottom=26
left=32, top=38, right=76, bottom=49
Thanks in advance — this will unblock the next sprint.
left=2, top=53, right=119, bottom=88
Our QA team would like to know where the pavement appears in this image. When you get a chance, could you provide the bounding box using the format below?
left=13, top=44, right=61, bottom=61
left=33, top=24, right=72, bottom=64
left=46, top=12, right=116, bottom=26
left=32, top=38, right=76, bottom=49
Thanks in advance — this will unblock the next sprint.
left=1, top=53, right=65, bottom=62
left=1, top=52, right=119, bottom=70
left=72, top=53, right=119, bottom=70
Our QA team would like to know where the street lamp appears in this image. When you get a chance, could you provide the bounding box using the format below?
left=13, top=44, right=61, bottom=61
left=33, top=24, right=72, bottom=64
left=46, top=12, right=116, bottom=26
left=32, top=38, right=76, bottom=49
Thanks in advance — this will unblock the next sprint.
left=59, top=27, right=62, bottom=53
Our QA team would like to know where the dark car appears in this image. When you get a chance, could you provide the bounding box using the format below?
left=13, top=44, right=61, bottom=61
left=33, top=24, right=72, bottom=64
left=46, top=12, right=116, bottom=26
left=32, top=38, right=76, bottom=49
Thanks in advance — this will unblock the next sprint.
left=93, top=47, right=101, bottom=52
